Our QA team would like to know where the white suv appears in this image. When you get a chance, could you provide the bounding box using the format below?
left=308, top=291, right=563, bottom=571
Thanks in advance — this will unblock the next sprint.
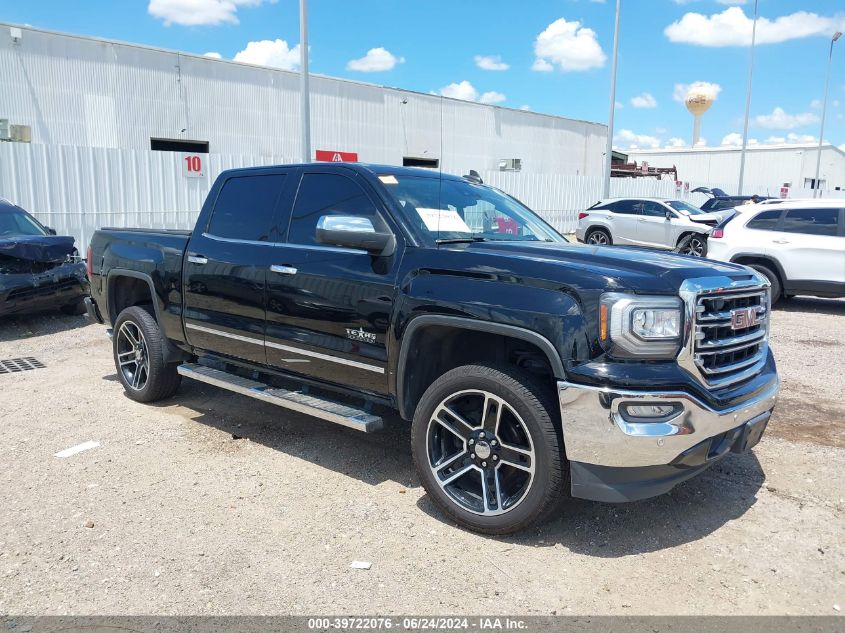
left=707, top=200, right=845, bottom=302
left=576, top=198, right=732, bottom=256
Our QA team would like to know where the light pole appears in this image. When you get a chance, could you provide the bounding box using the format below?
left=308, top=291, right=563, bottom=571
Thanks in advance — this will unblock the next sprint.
left=813, top=31, right=841, bottom=198
left=737, top=0, right=759, bottom=196
left=602, top=0, right=621, bottom=199
left=299, top=0, right=311, bottom=163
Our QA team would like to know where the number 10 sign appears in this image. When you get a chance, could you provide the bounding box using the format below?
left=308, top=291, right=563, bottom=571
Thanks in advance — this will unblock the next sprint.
left=182, top=154, right=206, bottom=178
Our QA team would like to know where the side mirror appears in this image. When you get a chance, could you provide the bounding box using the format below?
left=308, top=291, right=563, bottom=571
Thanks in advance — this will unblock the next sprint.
left=46, top=227, right=57, bottom=235
left=665, top=211, right=673, bottom=221
left=315, top=215, right=395, bottom=257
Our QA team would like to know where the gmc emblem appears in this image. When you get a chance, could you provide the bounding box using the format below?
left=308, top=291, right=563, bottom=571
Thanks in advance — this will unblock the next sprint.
left=730, top=307, right=760, bottom=330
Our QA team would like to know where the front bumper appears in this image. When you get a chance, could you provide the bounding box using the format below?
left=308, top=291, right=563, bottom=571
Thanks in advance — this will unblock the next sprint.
left=558, top=377, right=778, bottom=502
left=0, top=262, right=89, bottom=317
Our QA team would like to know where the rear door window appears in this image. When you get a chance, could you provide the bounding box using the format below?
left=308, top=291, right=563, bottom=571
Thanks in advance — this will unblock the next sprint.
left=781, top=208, right=839, bottom=237
left=611, top=200, right=638, bottom=215
left=207, top=174, right=286, bottom=242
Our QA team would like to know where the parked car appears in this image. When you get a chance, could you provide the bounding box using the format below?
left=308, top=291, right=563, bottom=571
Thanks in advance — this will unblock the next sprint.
left=86, top=163, right=779, bottom=534
left=576, top=197, right=732, bottom=256
left=693, top=187, right=771, bottom=212
left=0, top=199, right=89, bottom=317
left=707, top=200, right=845, bottom=302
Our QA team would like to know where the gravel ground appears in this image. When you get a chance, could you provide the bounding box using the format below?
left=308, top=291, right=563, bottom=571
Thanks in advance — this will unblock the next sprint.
left=0, top=297, right=843, bottom=615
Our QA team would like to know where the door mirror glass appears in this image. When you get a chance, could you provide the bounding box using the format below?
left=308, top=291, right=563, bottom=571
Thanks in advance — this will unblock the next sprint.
left=315, top=215, right=395, bottom=256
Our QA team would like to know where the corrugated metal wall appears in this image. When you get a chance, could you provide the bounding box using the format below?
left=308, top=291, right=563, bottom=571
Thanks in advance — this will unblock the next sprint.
left=0, top=23, right=607, bottom=176
left=0, top=143, right=684, bottom=246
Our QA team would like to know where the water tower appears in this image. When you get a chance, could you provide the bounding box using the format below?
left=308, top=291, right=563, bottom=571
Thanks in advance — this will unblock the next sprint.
left=685, top=87, right=714, bottom=147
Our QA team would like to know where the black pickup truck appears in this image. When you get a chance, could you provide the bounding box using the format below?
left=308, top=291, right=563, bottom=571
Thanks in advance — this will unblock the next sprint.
left=86, top=163, right=779, bottom=534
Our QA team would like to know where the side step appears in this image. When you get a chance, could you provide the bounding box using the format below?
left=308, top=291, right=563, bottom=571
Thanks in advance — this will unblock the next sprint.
left=177, top=363, right=384, bottom=432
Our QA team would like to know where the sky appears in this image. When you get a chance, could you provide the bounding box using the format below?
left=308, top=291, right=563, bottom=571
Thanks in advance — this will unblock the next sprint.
left=1, top=0, right=843, bottom=151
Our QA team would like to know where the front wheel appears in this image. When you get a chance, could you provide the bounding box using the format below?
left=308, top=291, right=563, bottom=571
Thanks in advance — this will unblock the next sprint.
left=112, top=306, right=181, bottom=402
left=678, top=234, right=707, bottom=257
left=411, top=363, right=566, bottom=535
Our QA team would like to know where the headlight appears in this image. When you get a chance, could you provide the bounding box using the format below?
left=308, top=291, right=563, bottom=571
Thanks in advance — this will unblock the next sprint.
left=600, top=293, right=683, bottom=358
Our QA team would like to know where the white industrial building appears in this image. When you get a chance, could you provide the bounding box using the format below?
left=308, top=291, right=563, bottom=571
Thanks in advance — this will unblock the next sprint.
left=627, top=144, right=845, bottom=197
left=0, top=22, right=606, bottom=176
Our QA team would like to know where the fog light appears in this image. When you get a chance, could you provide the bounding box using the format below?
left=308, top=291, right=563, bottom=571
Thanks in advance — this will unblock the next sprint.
left=623, top=404, right=680, bottom=418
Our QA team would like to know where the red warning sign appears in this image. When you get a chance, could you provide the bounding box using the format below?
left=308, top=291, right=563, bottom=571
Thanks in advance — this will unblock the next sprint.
left=315, top=150, right=359, bottom=162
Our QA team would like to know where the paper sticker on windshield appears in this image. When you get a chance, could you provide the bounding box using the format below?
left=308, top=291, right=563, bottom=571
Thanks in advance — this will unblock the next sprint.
left=378, top=175, right=398, bottom=185
left=416, top=208, right=471, bottom=233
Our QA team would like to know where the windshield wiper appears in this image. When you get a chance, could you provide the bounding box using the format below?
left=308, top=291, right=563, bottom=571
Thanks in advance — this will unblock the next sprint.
left=435, top=237, right=487, bottom=244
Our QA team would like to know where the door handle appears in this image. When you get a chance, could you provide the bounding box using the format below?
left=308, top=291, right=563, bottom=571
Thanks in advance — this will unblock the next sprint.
left=772, top=239, right=790, bottom=244
left=270, top=265, right=298, bottom=275
left=187, top=254, right=208, bottom=265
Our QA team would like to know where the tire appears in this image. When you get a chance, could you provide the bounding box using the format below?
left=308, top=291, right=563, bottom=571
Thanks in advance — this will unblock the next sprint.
left=411, top=363, right=566, bottom=535
left=678, top=233, right=707, bottom=257
left=748, top=264, right=782, bottom=305
left=112, top=306, right=181, bottom=402
left=586, top=228, right=612, bottom=246
left=60, top=298, right=87, bottom=315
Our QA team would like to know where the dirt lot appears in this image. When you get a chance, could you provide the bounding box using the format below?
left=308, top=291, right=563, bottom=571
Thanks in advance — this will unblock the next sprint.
left=0, top=298, right=843, bottom=615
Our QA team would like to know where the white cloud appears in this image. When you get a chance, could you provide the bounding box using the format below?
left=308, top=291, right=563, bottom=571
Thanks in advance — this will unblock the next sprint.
left=667, top=137, right=687, bottom=147
left=533, top=18, right=606, bottom=72
left=346, top=47, right=404, bottom=72
left=438, top=80, right=478, bottom=101
left=614, top=101, right=624, bottom=110
left=436, top=81, right=506, bottom=105
left=148, top=0, right=270, bottom=27
left=764, top=133, right=818, bottom=145
left=615, top=129, right=661, bottom=149
left=480, top=91, right=506, bottom=105
left=754, top=107, right=819, bottom=130
left=203, top=52, right=222, bottom=59
left=519, top=105, right=532, bottom=111
left=673, top=81, right=722, bottom=103
left=630, top=92, right=657, bottom=108
left=665, top=7, right=845, bottom=47
left=474, top=55, right=509, bottom=71
left=721, top=132, right=757, bottom=146
left=695, top=137, right=708, bottom=147
left=839, top=143, right=845, bottom=152
left=810, top=99, right=822, bottom=109
left=233, top=39, right=300, bottom=70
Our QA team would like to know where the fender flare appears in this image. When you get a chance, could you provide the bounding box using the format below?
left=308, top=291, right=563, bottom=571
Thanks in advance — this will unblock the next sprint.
left=106, top=269, right=164, bottom=325
left=395, top=314, right=566, bottom=419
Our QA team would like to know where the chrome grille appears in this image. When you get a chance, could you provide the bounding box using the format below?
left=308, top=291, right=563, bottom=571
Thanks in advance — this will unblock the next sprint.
left=692, top=288, right=769, bottom=387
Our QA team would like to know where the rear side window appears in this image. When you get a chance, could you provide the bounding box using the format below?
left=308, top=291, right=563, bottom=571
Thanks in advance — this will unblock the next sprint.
left=610, top=200, right=638, bottom=215
left=207, top=175, right=286, bottom=241
left=781, top=208, right=839, bottom=236
left=288, top=173, right=385, bottom=246
left=746, top=210, right=782, bottom=231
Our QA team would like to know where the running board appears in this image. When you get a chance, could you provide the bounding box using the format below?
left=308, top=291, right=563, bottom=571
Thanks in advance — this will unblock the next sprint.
left=177, top=363, right=384, bottom=432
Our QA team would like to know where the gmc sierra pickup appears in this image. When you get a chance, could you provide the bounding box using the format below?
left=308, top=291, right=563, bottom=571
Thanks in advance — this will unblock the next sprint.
left=86, top=163, right=779, bottom=534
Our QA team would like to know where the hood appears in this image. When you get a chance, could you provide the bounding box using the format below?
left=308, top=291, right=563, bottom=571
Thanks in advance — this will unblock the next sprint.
left=0, top=235, right=76, bottom=263
left=459, top=240, right=751, bottom=292
left=689, top=211, right=728, bottom=225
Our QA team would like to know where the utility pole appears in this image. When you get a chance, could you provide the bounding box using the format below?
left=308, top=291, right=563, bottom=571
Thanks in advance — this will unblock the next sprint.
left=737, top=0, right=759, bottom=196
left=813, top=32, right=841, bottom=198
left=602, top=0, right=621, bottom=199
left=299, top=0, right=311, bottom=163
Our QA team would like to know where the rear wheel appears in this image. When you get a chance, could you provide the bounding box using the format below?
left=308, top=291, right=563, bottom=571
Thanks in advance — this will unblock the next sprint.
left=586, top=228, right=612, bottom=246
left=112, top=306, right=181, bottom=402
left=748, top=264, right=782, bottom=305
left=411, top=363, right=565, bottom=535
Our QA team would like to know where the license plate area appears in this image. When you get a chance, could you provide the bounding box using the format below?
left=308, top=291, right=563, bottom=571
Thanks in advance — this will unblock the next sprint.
left=731, top=411, right=771, bottom=454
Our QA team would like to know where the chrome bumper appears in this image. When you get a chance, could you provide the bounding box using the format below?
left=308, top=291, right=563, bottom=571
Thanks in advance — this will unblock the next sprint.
left=557, top=378, right=779, bottom=468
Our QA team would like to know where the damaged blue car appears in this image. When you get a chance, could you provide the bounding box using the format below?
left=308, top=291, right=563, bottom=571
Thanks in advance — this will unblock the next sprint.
left=0, top=199, right=89, bottom=317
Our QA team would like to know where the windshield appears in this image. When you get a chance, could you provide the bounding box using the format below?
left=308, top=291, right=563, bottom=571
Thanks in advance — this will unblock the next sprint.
left=666, top=200, right=706, bottom=216
left=0, top=209, right=48, bottom=237
left=380, top=175, right=564, bottom=243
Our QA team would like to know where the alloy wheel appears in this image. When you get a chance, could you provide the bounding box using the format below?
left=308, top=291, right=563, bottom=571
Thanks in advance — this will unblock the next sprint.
left=426, top=389, right=535, bottom=516
left=116, top=321, right=150, bottom=390
left=587, top=231, right=609, bottom=245
left=682, top=236, right=706, bottom=257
